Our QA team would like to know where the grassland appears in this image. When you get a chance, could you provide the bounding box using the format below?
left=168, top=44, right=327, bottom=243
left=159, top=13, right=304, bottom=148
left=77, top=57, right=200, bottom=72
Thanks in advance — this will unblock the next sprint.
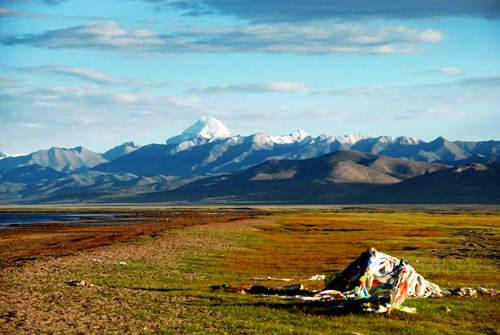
left=0, top=208, right=499, bottom=334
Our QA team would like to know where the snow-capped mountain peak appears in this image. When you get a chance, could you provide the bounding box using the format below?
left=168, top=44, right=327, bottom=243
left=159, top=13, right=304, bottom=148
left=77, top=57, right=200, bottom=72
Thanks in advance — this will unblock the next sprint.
left=0, top=151, right=9, bottom=160
left=271, top=129, right=311, bottom=144
left=167, top=116, right=232, bottom=145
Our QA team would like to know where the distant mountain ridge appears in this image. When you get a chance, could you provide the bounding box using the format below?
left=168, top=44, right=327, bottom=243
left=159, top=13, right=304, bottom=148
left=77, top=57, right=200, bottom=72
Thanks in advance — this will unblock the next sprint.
left=2, top=117, right=499, bottom=177
left=0, top=147, right=108, bottom=173
left=103, top=142, right=141, bottom=161
left=1, top=117, right=499, bottom=204
left=0, top=141, right=143, bottom=175
left=95, top=117, right=499, bottom=177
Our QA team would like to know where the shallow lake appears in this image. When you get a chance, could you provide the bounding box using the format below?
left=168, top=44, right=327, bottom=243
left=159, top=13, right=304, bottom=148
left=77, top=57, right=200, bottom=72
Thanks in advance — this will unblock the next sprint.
left=0, top=213, right=124, bottom=226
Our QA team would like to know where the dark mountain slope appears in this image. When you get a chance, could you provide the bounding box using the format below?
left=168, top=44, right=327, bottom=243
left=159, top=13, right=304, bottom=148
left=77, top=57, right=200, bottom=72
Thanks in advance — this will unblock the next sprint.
left=387, top=163, right=500, bottom=203
left=0, top=164, right=64, bottom=184
left=132, top=151, right=449, bottom=203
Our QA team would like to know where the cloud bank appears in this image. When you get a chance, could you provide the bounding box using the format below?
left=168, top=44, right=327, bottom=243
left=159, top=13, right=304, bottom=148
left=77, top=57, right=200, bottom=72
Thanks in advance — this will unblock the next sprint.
left=1, top=21, right=444, bottom=55
left=162, top=0, right=500, bottom=21
left=20, top=0, right=500, bottom=21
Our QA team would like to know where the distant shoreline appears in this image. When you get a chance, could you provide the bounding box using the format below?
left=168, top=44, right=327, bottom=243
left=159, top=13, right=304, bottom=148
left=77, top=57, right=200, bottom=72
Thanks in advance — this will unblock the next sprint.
left=1, top=203, right=500, bottom=211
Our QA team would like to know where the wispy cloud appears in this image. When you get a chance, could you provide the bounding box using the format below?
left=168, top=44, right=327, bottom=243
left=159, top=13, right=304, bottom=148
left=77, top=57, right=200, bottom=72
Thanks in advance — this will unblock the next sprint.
left=455, top=75, right=500, bottom=87
left=6, top=65, right=122, bottom=85
left=0, top=7, right=46, bottom=18
left=1, top=65, right=178, bottom=90
left=418, top=67, right=464, bottom=76
left=189, top=81, right=310, bottom=94
left=1, top=21, right=444, bottom=55
left=42, top=0, right=65, bottom=4
left=440, top=67, right=463, bottom=76
left=315, top=74, right=500, bottom=96
left=400, top=106, right=465, bottom=120
left=0, top=5, right=112, bottom=21
left=18, top=122, right=45, bottom=128
left=0, top=81, right=199, bottom=111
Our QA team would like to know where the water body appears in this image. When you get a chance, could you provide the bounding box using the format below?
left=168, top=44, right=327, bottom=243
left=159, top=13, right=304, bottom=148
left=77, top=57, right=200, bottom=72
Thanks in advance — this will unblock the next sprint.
left=0, top=213, right=123, bottom=227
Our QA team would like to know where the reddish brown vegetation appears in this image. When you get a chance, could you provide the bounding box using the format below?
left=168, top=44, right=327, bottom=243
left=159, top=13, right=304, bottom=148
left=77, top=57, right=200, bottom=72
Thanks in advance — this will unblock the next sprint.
left=222, top=213, right=447, bottom=280
left=0, top=209, right=263, bottom=268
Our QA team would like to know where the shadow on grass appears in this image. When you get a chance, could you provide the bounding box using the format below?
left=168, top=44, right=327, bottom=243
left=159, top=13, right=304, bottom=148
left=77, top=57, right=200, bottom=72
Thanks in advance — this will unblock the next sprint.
left=183, top=293, right=365, bottom=317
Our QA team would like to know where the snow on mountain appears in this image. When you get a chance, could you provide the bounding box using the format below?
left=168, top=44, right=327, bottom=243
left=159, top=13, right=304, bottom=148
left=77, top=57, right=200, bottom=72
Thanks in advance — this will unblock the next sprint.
left=166, top=116, right=232, bottom=145
left=0, top=152, right=8, bottom=160
left=334, top=134, right=369, bottom=145
left=271, top=129, right=311, bottom=144
left=7, top=117, right=495, bottom=182
left=251, top=133, right=275, bottom=149
left=374, top=136, right=394, bottom=145
left=357, top=136, right=421, bottom=146
left=103, top=141, right=141, bottom=161
left=394, top=136, right=422, bottom=145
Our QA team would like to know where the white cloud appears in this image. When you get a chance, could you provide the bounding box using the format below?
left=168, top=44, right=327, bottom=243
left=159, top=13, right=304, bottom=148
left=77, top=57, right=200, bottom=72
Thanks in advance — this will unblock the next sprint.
left=418, top=67, right=464, bottom=77
left=0, top=7, right=45, bottom=18
left=2, top=21, right=444, bottom=55
left=419, top=29, right=444, bottom=42
left=19, top=122, right=45, bottom=128
left=190, top=81, right=310, bottom=94
left=440, top=67, right=463, bottom=76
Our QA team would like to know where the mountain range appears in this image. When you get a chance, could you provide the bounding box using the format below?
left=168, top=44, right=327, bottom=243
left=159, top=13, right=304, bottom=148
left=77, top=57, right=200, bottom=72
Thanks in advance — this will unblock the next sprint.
left=1, top=117, right=499, bottom=204
left=130, top=151, right=499, bottom=204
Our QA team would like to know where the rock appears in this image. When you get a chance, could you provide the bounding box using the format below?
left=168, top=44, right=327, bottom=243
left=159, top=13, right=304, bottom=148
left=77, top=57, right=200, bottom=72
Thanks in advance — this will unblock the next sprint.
left=476, top=287, right=498, bottom=296
left=117, top=261, right=128, bottom=266
left=440, top=306, right=451, bottom=313
left=66, top=280, right=95, bottom=287
left=67, top=280, right=87, bottom=287
left=453, top=287, right=477, bottom=297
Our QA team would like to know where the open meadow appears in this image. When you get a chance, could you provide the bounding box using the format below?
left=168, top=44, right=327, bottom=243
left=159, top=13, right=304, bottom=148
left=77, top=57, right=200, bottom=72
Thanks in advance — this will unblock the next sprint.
left=0, top=207, right=499, bottom=334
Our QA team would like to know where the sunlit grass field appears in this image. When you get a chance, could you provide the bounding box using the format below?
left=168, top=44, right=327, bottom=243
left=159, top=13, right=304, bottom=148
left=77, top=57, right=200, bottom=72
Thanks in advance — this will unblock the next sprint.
left=1, top=209, right=499, bottom=334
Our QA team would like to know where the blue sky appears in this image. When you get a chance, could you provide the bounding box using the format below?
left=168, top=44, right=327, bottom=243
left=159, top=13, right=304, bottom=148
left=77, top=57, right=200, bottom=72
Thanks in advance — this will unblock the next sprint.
left=0, top=0, right=499, bottom=154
